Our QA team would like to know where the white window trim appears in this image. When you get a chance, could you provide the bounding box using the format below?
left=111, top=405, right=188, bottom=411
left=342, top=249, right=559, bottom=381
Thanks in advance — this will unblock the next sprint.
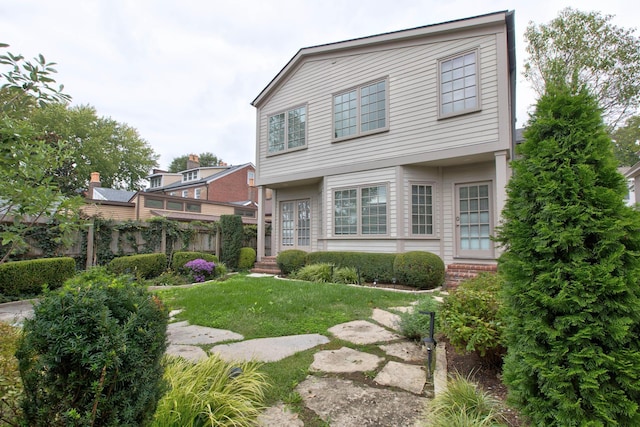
left=409, top=181, right=436, bottom=237
left=266, top=103, right=308, bottom=156
left=194, top=188, right=201, bottom=199
left=332, top=183, right=389, bottom=237
left=437, top=48, right=481, bottom=119
left=455, top=180, right=494, bottom=259
left=181, top=190, right=188, bottom=198
left=183, top=170, right=199, bottom=182
left=332, top=77, right=389, bottom=143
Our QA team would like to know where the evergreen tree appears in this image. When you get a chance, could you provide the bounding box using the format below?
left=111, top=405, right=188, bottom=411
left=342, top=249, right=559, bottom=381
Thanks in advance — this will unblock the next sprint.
left=496, top=81, right=640, bottom=425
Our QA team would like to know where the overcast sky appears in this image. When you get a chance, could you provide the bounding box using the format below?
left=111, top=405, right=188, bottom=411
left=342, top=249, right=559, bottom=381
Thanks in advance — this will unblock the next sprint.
left=1, top=0, right=637, bottom=170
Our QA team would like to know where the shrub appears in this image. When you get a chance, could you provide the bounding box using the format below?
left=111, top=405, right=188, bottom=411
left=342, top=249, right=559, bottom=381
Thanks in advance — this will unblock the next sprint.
left=148, top=270, right=189, bottom=287
left=496, top=82, right=640, bottom=424
left=393, top=251, right=444, bottom=289
left=292, top=263, right=333, bottom=282
left=152, top=355, right=268, bottom=427
left=184, top=258, right=216, bottom=283
left=0, top=322, right=22, bottom=426
left=170, top=251, right=218, bottom=273
left=16, top=274, right=168, bottom=426
left=238, top=247, right=256, bottom=271
left=440, top=273, right=505, bottom=367
left=306, top=251, right=396, bottom=283
left=399, top=297, right=441, bottom=341
left=421, top=372, right=506, bottom=426
left=220, top=215, right=243, bottom=270
left=214, top=262, right=228, bottom=278
left=0, top=257, right=75, bottom=298
left=332, top=266, right=359, bottom=284
left=108, top=253, right=167, bottom=279
left=276, top=249, right=307, bottom=275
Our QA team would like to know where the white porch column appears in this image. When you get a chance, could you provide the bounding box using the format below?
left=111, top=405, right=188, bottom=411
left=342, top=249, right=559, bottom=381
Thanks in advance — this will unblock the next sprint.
left=257, top=185, right=265, bottom=262
left=494, top=150, right=509, bottom=224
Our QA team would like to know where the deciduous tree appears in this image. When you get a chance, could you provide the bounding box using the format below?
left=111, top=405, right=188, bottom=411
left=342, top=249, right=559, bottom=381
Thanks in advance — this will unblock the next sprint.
left=168, top=152, right=222, bottom=172
left=524, top=8, right=640, bottom=130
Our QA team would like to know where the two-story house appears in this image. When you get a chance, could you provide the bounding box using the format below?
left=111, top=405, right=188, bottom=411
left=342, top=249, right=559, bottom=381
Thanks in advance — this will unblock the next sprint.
left=252, top=11, right=516, bottom=279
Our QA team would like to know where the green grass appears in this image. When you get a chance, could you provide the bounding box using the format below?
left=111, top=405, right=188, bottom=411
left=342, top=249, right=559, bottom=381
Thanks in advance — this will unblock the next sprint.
left=155, top=274, right=420, bottom=339
left=154, top=274, right=425, bottom=408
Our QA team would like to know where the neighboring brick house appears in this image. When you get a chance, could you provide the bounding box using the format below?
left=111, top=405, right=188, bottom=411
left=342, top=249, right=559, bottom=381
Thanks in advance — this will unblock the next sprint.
left=82, top=172, right=257, bottom=224
left=145, top=156, right=257, bottom=217
left=251, top=11, right=516, bottom=283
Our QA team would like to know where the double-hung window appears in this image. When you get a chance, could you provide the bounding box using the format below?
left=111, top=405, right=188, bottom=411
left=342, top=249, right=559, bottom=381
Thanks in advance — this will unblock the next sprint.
left=333, top=78, right=388, bottom=140
left=334, top=184, right=387, bottom=235
left=439, top=50, right=479, bottom=117
left=268, top=105, right=307, bottom=154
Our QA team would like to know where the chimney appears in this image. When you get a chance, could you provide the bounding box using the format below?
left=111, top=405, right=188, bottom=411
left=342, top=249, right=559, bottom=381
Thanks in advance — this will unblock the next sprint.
left=187, top=154, right=200, bottom=170
left=89, top=172, right=101, bottom=199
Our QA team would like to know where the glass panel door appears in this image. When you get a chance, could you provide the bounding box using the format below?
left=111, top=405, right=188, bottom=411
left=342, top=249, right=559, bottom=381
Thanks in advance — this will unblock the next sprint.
left=456, top=183, right=492, bottom=257
left=281, top=199, right=311, bottom=249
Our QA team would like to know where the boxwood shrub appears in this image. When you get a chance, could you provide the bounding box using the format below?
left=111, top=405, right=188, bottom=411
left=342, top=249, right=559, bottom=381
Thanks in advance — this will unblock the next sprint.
left=0, top=257, right=76, bottom=298
left=238, top=247, right=256, bottom=271
left=306, top=251, right=396, bottom=283
left=108, top=253, right=167, bottom=279
left=276, top=249, right=308, bottom=275
left=393, top=251, right=444, bottom=289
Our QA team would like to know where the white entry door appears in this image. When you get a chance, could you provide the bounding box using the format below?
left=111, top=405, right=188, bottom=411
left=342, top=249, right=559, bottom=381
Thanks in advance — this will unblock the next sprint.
left=280, top=199, right=311, bottom=249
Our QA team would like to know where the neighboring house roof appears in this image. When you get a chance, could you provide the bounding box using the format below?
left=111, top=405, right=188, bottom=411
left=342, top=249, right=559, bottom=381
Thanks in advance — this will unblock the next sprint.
left=252, top=10, right=516, bottom=108
left=146, top=162, right=254, bottom=192
left=92, top=187, right=137, bottom=203
left=149, top=209, right=257, bottom=224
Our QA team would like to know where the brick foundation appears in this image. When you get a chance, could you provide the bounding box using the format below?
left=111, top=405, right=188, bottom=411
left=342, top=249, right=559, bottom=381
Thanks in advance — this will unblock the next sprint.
left=445, top=263, right=497, bottom=289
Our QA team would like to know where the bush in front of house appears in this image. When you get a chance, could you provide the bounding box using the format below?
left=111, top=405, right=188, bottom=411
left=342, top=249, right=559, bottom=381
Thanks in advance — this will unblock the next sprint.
left=332, top=266, right=359, bottom=284
left=16, top=273, right=168, bottom=426
left=0, top=257, right=76, bottom=299
left=306, top=251, right=396, bottom=283
left=108, top=253, right=167, bottom=279
left=171, top=251, right=218, bottom=273
left=238, top=247, right=256, bottom=271
left=439, top=272, right=506, bottom=367
left=393, top=251, right=444, bottom=289
left=292, top=263, right=333, bottom=282
left=276, top=249, right=308, bottom=275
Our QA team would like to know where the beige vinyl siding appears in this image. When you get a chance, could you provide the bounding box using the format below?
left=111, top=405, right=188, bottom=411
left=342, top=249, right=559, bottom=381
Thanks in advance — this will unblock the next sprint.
left=81, top=204, right=135, bottom=221
left=257, top=29, right=506, bottom=184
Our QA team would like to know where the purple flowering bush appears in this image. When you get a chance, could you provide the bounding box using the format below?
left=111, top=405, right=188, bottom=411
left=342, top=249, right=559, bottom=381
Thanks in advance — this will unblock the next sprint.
left=184, top=258, right=216, bottom=283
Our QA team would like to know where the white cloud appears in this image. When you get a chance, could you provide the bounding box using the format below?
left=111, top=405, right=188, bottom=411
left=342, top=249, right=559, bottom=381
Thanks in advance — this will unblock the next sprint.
left=1, top=0, right=638, bottom=169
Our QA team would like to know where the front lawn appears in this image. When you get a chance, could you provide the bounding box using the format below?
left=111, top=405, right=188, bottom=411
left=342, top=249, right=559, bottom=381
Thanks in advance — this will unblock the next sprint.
left=155, top=274, right=420, bottom=339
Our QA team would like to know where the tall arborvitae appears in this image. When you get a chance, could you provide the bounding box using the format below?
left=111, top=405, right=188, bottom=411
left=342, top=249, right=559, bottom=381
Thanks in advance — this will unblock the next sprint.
left=496, top=81, right=640, bottom=425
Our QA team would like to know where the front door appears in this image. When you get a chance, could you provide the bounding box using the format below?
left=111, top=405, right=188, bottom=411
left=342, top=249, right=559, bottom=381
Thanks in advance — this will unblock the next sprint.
left=455, top=182, right=492, bottom=258
left=280, top=199, right=311, bottom=249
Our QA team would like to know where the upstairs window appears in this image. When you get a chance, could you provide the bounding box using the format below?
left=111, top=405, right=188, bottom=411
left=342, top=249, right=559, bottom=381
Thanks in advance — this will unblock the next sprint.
left=149, top=177, right=162, bottom=188
left=183, top=170, right=199, bottom=182
left=268, top=105, right=307, bottom=154
left=194, top=188, right=201, bottom=199
left=333, top=78, right=388, bottom=140
left=439, top=50, right=479, bottom=117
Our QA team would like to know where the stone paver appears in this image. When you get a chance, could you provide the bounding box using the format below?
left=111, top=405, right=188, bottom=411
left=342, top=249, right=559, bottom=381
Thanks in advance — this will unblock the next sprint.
left=257, top=403, right=303, bottom=427
left=310, top=346, right=384, bottom=373
left=374, top=361, right=427, bottom=395
left=210, top=334, right=329, bottom=363
left=166, top=343, right=208, bottom=362
left=167, top=320, right=244, bottom=345
left=296, top=376, right=426, bottom=427
left=328, top=320, right=402, bottom=344
left=380, top=341, right=427, bottom=362
left=371, top=308, right=402, bottom=331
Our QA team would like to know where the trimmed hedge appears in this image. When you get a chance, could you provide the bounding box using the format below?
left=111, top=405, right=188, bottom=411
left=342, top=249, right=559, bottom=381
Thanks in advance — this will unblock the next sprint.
left=0, top=257, right=76, bottom=297
left=171, top=251, right=218, bottom=272
left=306, top=251, right=396, bottom=283
left=276, top=249, right=308, bottom=275
left=393, top=251, right=444, bottom=289
left=238, top=247, right=256, bottom=271
left=108, top=253, right=167, bottom=279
